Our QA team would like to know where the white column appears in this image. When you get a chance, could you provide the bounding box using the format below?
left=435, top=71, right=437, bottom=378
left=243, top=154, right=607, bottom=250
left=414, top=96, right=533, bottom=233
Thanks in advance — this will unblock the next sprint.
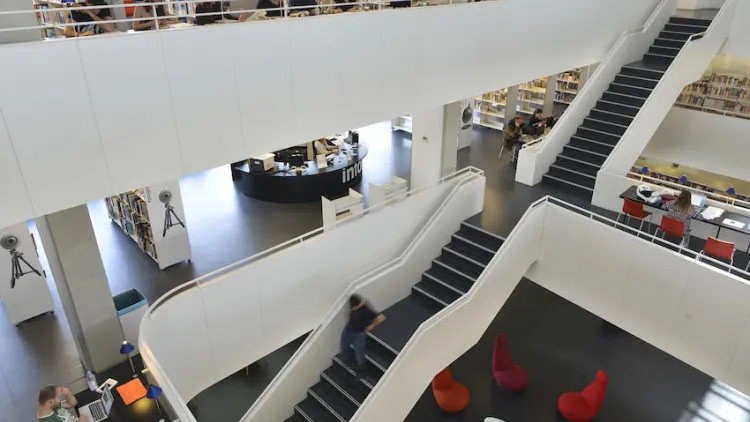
left=544, top=74, right=556, bottom=116
left=36, top=205, right=125, bottom=373
left=410, top=102, right=464, bottom=189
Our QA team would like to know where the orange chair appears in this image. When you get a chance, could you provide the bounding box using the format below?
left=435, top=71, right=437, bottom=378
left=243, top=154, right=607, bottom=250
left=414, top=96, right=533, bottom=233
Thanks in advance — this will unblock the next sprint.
left=432, top=368, right=469, bottom=413
left=652, top=216, right=686, bottom=246
left=124, top=0, right=135, bottom=17
left=700, top=237, right=735, bottom=270
left=618, top=199, right=653, bottom=235
left=558, top=370, right=609, bottom=422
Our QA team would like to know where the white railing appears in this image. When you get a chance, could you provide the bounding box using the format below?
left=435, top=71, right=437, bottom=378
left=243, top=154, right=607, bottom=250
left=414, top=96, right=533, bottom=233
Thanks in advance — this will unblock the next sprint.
left=600, top=0, right=738, bottom=175
left=239, top=166, right=485, bottom=422
left=1, top=0, right=491, bottom=39
left=515, top=0, right=675, bottom=186
left=137, top=166, right=483, bottom=422
left=352, top=194, right=750, bottom=422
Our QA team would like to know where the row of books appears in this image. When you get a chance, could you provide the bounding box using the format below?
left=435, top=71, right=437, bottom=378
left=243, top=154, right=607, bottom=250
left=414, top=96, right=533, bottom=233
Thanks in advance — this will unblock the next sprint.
left=629, top=167, right=750, bottom=209
left=708, top=73, right=750, bottom=89
left=706, top=86, right=750, bottom=101
left=520, top=77, right=547, bottom=90
left=558, top=70, right=580, bottom=83
left=105, top=194, right=158, bottom=260
left=478, top=90, right=507, bottom=104
left=554, top=91, right=575, bottom=104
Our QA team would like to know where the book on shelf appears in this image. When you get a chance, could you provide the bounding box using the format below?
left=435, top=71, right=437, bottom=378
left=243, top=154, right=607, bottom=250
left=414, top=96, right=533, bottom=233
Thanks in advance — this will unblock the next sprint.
left=477, top=89, right=508, bottom=104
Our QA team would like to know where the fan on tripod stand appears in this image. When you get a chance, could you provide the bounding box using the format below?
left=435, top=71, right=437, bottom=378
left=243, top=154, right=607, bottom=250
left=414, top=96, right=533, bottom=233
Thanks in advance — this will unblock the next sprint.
left=2, top=235, right=41, bottom=289
left=160, top=190, right=185, bottom=238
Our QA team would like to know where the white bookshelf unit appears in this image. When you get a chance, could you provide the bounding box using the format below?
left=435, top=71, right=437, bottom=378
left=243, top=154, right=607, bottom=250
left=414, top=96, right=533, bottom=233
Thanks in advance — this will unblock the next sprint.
left=105, top=180, right=191, bottom=269
left=555, top=69, right=580, bottom=105
left=369, top=176, right=408, bottom=208
left=517, top=77, right=547, bottom=115
left=321, top=189, right=365, bottom=231
left=473, top=89, right=508, bottom=130
left=676, top=70, right=750, bottom=120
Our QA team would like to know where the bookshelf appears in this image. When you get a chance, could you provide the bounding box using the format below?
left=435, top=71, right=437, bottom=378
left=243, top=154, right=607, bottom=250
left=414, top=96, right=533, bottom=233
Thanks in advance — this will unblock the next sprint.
left=106, top=190, right=158, bottom=262
left=555, top=69, right=580, bottom=105
left=517, top=77, right=547, bottom=115
left=675, top=70, right=750, bottom=120
left=34, top=0, right=71, bottom=37
left=105, top=181, right=191, bottom=269
left=473, top=89, right=508, bottom=130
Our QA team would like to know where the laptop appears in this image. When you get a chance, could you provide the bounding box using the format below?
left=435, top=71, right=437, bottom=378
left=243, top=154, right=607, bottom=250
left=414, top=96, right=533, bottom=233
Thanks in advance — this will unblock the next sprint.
left=691, top=193, right=707, bottom=208
left=79, top=384, right=114, bottom=422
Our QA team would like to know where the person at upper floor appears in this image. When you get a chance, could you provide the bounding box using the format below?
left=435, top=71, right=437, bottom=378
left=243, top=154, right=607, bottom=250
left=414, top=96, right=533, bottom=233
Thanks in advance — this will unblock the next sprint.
left=195, top=1, right=222, bottom=25
left=257, top=0, right=285, bottom=16
left=64, top=0, right=115, bottom=37
left=133, top=0, right=176, bottom=31
left=37, top=385, right=89, bottom=422
left=289, top=0, right=318, bottom=16
left=665, top=189, right=701, bottom=248
left=313, top=138, right=339, bottom=156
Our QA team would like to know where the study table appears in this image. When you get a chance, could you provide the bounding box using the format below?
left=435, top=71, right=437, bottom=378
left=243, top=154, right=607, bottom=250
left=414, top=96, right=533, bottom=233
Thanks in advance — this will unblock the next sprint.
left=620, top=185, right=750, bottom=246
left=235, top=143, right=369, bottom=203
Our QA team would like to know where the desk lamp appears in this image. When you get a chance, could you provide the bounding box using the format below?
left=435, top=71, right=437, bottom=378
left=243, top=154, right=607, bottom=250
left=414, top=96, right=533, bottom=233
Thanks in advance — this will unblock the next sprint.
left=728, top=187, right=736, bottom=196
left=146, top=384, right=163, bottom=416
left=679, top=175, right=688, bottom=184
left=639, top=166, right=649, bottom=175
left=120, top=341, right=137, bottom=378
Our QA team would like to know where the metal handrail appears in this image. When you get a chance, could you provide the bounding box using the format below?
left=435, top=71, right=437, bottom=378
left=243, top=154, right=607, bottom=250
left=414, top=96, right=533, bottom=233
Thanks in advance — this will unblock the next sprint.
left=239, top=167, right=484, bottom=421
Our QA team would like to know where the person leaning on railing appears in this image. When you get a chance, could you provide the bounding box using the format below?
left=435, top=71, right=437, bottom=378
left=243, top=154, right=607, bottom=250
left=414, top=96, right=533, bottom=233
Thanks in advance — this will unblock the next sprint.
left=133, top=0, right=177, bottom=31
left=64, top=0, right=115, bottom=37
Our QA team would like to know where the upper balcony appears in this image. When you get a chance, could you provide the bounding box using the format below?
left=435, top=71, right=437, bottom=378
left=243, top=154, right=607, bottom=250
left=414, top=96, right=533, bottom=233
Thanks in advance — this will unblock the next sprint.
left=0, top=0, right=665, bottom=230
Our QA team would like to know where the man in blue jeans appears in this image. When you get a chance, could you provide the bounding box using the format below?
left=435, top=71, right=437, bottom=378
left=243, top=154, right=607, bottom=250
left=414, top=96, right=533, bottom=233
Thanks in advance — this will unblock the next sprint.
left=341, top=295, right=385, bottom=371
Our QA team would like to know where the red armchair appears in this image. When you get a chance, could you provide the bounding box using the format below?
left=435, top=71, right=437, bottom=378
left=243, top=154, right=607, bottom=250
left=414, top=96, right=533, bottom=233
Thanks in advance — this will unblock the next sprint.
left=492, top=334, right=529, bottom=392
left=558, top=370, right=609, bottom=422
left=432, top=368, right=470, bottom=412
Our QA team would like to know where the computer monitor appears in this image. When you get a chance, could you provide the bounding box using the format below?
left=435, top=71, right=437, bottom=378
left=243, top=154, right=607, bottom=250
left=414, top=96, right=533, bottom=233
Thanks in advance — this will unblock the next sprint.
left=288, top=154, right=305, bottom=167
left=691, top=193, right=706, bottom=208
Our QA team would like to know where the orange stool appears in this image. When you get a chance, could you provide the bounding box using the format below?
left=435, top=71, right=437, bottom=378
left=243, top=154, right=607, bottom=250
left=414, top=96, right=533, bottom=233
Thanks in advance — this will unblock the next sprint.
left=432, top=368, right=469, bottom=412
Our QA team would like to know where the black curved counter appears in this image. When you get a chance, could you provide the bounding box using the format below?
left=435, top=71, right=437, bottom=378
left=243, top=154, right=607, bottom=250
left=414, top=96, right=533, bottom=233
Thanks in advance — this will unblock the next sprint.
left=234, top=144, right=369, bottom=203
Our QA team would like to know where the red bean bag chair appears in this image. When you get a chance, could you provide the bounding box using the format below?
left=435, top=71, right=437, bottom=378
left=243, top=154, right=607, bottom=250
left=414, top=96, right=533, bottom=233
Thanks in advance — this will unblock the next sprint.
left=558, top=370, right=609, bottom=422
left=432, top=368, right=470, bottom=412
left=492, top=334, right=529, bottom=392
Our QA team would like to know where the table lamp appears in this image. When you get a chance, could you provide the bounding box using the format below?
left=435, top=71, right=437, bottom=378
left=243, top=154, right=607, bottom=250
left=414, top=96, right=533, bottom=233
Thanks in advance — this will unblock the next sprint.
left=120, top=341, right=136, bottom=377
left=728, top=187, right=736, bottom=195
left=639, top=166, right=649, bottom=175
left=146, top=384, right=163, bottom=416
left=679, top=175, right=688, bottom=184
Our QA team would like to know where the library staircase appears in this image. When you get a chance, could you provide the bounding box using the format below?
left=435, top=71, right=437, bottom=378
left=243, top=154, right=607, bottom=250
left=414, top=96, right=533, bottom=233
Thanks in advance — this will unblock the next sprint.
left=542, top=13, right=715, bottom=197
left=284, top=218, right=504, bottom=422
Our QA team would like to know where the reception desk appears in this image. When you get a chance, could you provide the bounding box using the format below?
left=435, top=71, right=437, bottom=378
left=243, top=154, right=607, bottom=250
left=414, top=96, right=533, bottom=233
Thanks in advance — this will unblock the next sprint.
left=235, top=144, right=369, bottom=203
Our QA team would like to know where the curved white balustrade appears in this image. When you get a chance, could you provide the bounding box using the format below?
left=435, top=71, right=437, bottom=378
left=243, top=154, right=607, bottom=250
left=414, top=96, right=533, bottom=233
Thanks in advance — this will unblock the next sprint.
left=138, top=167, right=486, bottom=422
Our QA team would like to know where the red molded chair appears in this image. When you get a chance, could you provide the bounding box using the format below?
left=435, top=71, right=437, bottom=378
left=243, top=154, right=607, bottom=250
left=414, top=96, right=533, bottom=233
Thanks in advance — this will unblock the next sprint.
left=432, top=368, right=470, bottom=412
left=124, top=0, right=135, bottom=17
left=492, top=334, right=528, bottom=392
left=618, top=199, right=653, bottom=235
left=558, top=370, right=609, bottom=422
left=652, top=216, right=686, bottom=246
left=700, top=237, right=735, bottom=269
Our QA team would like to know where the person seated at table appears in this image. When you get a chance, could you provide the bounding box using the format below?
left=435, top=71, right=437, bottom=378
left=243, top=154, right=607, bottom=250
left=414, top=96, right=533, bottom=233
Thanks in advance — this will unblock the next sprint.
left=64, top=0, right=115, bottom=37
left=665, top=190, right=701, bottom=248
left=313, top=138, right=338, bottom=156
left=503, top=115, right=524, bottom=165
left=133, top=0, right=176, bottom=31
left=195, top=1, right=222, bottom=25
left=37, top=384, right=90, bottom=422
left=289, top=0, right=319, bottom=16
left=334, top=0, right=356, bottom=12
left=257, top=0, right=285, bottom=17
left=525, top=108, right=547, bottom=137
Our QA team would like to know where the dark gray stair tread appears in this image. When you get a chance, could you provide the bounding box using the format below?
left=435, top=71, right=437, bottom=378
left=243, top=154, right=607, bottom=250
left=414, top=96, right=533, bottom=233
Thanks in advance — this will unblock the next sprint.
left=582, top=117, right=628, bottom=135
left=448, top=237, right=493, bottom=264
left=548, top=166, right=596, bottom=189
left=425, top=265, right=473, bottom=293
left=595, top=100, right=639, bottom=117
left=414, top=279, right=462, bottom=306
left=664, top=23, right=708, bottom=34
left=323, top=364, right=370, bottom=406
left=555, top=155, right=600, bottom=176
left=608, top=83, right=653, bottom=98
left=285, top=413, right=309, bottom=422
left=458, top=224, right=504, bottom=252
left=649, top=45, right=680, bottom=56
left=654, top=38, right=686, bottom=49
left=569, top=137, right=614, bottom=156
left=310, top=382, right=357, bottom=421
left=624, top=59, right=671, bottom=73
left=437, top=249, right=483, bottom=278
left=542, top=174, right=594, bottom=196
left=369, top=295, right=438, bottom=352
left=575, top=127, right=620, bottom=145
left=334, top=353, right=383, bottom=386
left=613, top=74, right=658, bottom=89
left=297, top=396, right=339, bottom=422
left=563, top=146, right=606, bottom=165
left=589, top=109, right=634, bottom=125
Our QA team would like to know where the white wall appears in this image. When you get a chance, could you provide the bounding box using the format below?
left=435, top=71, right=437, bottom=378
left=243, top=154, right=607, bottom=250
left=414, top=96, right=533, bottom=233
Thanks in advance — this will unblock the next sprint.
left=140, top=172, right=477, bottom=403
left=526, top=203, right=750, bottom=393
left=720, top=0, right=750, bottom=57
left=0, top=0, right=42, bottom=44
left=0, top=0, right=661, bottom=231
left=643, top=107, right=750, bottom=182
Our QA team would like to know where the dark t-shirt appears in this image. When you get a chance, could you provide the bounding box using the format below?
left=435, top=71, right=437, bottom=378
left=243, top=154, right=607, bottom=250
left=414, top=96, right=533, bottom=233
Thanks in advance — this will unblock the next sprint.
left=71, top=8, right=111, bottom=34
left=257, top=0, right=283, bottom=17
left=347, top=304, right=378, bottom=333
left=289, top=0, right=317, bottom=14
